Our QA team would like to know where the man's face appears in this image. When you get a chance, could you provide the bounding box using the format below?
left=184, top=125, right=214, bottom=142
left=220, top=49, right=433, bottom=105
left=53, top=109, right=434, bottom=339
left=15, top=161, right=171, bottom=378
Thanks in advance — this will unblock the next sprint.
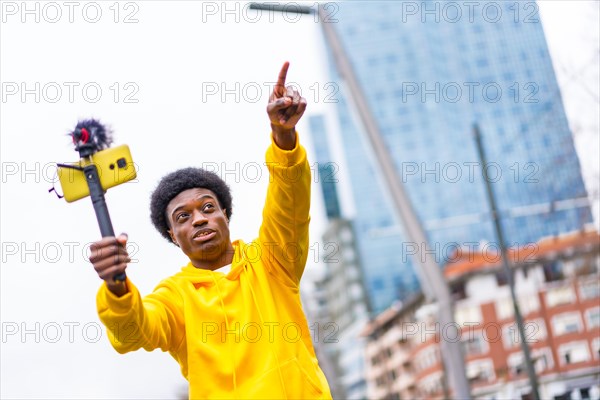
left=166, top=188, right=232, bottom=269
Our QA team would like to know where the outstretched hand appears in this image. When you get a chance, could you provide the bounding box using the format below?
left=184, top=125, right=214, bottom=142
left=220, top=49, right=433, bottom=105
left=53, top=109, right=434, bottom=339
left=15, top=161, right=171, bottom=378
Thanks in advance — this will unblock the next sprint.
left=266, top=62, right=307, bottom=150
left=89, top=233, right=130, bottom=297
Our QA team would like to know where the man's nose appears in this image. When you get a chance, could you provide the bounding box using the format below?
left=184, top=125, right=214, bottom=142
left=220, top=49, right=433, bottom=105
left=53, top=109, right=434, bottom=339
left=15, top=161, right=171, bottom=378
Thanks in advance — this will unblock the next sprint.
left=192, top=210, right=208, bottom=226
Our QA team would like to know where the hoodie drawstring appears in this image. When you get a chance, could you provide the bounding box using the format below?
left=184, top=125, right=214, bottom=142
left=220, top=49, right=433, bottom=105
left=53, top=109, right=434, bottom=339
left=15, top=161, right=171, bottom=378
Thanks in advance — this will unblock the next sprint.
left=212, top=273, right=238, bottom=397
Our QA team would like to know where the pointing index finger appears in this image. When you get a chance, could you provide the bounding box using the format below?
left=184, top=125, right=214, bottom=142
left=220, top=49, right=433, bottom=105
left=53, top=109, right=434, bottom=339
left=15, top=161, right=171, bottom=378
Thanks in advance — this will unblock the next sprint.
left=274, top=61, right=290, bottom=94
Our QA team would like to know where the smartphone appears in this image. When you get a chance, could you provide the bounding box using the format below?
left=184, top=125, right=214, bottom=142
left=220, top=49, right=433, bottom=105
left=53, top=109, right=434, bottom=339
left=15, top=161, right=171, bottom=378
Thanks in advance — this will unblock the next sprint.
left=58, top=144, right=137, bottom=203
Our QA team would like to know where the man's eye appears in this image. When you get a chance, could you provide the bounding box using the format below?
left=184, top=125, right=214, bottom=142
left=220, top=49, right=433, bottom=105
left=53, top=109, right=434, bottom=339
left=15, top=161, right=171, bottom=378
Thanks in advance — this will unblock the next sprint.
left=203, top=203, right=215, bottom=212
left=176, top=213, right=189, bottom=222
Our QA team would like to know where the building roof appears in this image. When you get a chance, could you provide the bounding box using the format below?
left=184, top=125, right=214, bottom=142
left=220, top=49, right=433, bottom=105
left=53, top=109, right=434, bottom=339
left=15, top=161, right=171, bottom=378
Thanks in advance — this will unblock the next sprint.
left=361, top=229, right=599, bottom=337
left=444, top=228, right=600, bottom=280
left=361, top=292, right=424, bottom=337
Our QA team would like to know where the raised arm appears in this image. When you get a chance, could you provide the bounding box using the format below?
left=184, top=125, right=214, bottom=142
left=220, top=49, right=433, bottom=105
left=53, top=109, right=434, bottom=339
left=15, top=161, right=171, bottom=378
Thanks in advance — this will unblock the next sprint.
left=259, top=62, right=310, bottom=286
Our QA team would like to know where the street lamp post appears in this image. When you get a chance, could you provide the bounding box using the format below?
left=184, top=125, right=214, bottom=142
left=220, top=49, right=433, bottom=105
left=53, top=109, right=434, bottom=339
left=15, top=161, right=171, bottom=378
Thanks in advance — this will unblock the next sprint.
left=473, top=123, right=541, bottom=400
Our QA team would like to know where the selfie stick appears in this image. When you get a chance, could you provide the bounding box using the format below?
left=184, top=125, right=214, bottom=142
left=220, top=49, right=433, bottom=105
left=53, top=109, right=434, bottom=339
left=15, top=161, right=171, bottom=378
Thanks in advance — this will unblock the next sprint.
left=70, top=120, right=126, bottom=282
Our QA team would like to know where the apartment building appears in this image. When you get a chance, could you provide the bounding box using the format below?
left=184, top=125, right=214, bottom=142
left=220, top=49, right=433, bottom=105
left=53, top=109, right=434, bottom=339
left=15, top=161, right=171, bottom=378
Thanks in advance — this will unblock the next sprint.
left=363, top=229, right=600, bottom=399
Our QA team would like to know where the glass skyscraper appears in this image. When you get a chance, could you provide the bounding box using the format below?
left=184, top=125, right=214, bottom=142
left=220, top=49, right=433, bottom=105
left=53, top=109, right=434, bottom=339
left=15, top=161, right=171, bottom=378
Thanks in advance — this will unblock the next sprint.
left=308, top=115, right=370, bottom=399
left=314, top=1, right=593, bottom=314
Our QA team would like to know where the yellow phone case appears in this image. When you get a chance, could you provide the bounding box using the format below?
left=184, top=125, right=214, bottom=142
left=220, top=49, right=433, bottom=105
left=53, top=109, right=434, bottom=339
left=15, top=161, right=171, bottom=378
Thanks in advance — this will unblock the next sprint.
left=58, top=144, right=137, bottom=203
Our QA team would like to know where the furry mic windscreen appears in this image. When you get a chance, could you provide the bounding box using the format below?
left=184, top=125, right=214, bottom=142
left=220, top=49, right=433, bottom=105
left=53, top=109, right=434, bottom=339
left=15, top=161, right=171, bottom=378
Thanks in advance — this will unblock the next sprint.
left=74, top=119, right=114, bottom=150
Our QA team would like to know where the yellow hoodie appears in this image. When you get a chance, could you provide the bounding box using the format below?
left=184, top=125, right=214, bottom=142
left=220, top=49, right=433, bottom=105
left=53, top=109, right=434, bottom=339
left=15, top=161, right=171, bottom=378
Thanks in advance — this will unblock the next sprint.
left=96, top=136, right=333, bottom=399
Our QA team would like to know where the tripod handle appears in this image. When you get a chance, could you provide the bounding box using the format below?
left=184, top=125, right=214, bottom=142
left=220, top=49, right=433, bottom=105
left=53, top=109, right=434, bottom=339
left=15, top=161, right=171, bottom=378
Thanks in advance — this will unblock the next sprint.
left=84, top=164, right=127, bottom=282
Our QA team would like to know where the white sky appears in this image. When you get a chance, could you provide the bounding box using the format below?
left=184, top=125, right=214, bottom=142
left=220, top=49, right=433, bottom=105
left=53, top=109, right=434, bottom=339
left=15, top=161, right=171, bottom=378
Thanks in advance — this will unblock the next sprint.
left=1, top=1, right=598, bottom=398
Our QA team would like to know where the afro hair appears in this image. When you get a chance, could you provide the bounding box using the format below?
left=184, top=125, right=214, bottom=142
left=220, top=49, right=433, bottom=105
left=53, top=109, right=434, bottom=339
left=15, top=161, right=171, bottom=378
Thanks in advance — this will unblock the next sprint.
left=150, top=168, right=233, bottom=243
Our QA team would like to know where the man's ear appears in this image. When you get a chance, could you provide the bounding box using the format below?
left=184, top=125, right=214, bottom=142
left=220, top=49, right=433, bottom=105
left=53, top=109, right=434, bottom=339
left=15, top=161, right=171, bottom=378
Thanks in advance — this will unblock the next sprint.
left=224, top=209, right=229, bottom=223
left=168, top=229, right=179, bottom=247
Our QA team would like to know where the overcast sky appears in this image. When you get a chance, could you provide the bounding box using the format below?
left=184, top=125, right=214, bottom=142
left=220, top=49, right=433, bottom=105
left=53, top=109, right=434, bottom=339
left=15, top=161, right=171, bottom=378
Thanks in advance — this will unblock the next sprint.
left=1, top=1, right=598, bottom=398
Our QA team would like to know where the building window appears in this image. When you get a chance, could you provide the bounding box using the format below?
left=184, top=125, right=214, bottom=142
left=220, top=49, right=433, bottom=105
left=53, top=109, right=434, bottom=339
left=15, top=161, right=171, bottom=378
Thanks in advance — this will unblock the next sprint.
left=546, top=286, right=576, bottom=307
left=585, top=307, right=600, bottom=330
left=466, top=359, right=495, bottom=383
left=558, top=341, right=590, bottom=365
left=579, top=280, right=600, bottom=300
left=418, top=372, right=444, bottom=397
left=532, top=348, right=554, bottom=373
left=498, top=295, right=541, bottom=318
left=496, top=297, right=514, bottom=320
left=507, top=352, right=526, bottom=377
left=503, top=324, right=520, bottom=349
left=502, top=319, right=546, bottom=349
left=402, top=359, right=413, bottom=374
left=508, top=348, right=553, bottom=376
left=543, top=260, right=564, bottom=282
left=552, top=312, right=583, bottom=336
left=520, top=295, right=540, bottom=315
left=340, top=227, right=352, bottom=244
left=562, top=257, right=590, bottom=277
left=462, top=331, right=488, bottom=356
left=527, top=319, right=547, bottom=342
left=415, top=346, right=439, bottom=372
left=343, top=247, right=356, bottom=263
left=371, top=355, right=379, bottom=366
left=385, top=347, right=393, bottom=359
left=455, top=305, right=482, bottom=326
left=495, top=270, right=508, bottom=286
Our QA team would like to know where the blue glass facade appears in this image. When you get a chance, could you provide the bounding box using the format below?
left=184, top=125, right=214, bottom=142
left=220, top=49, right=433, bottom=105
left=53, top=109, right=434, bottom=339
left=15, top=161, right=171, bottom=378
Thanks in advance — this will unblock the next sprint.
left=309, top=115, right=342, bottom=219
left=318, top=1, right=593, bottom=314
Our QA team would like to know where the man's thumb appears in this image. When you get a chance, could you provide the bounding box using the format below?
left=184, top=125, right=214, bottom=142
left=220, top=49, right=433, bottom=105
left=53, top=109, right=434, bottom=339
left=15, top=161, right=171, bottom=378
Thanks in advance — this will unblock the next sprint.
left=267, top=97, right=292, bottom=114
left=117, top=233, right=128, bottom=245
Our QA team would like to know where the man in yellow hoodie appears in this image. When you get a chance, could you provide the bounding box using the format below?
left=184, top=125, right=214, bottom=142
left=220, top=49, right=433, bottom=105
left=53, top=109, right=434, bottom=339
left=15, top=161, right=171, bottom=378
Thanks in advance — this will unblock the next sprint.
left=89, top=62, right=333, bottom=399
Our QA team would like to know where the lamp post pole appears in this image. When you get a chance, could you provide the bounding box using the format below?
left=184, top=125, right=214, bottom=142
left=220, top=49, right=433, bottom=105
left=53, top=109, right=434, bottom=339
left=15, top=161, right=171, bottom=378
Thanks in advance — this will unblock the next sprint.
left=473, top=123, right=541, bottom=400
